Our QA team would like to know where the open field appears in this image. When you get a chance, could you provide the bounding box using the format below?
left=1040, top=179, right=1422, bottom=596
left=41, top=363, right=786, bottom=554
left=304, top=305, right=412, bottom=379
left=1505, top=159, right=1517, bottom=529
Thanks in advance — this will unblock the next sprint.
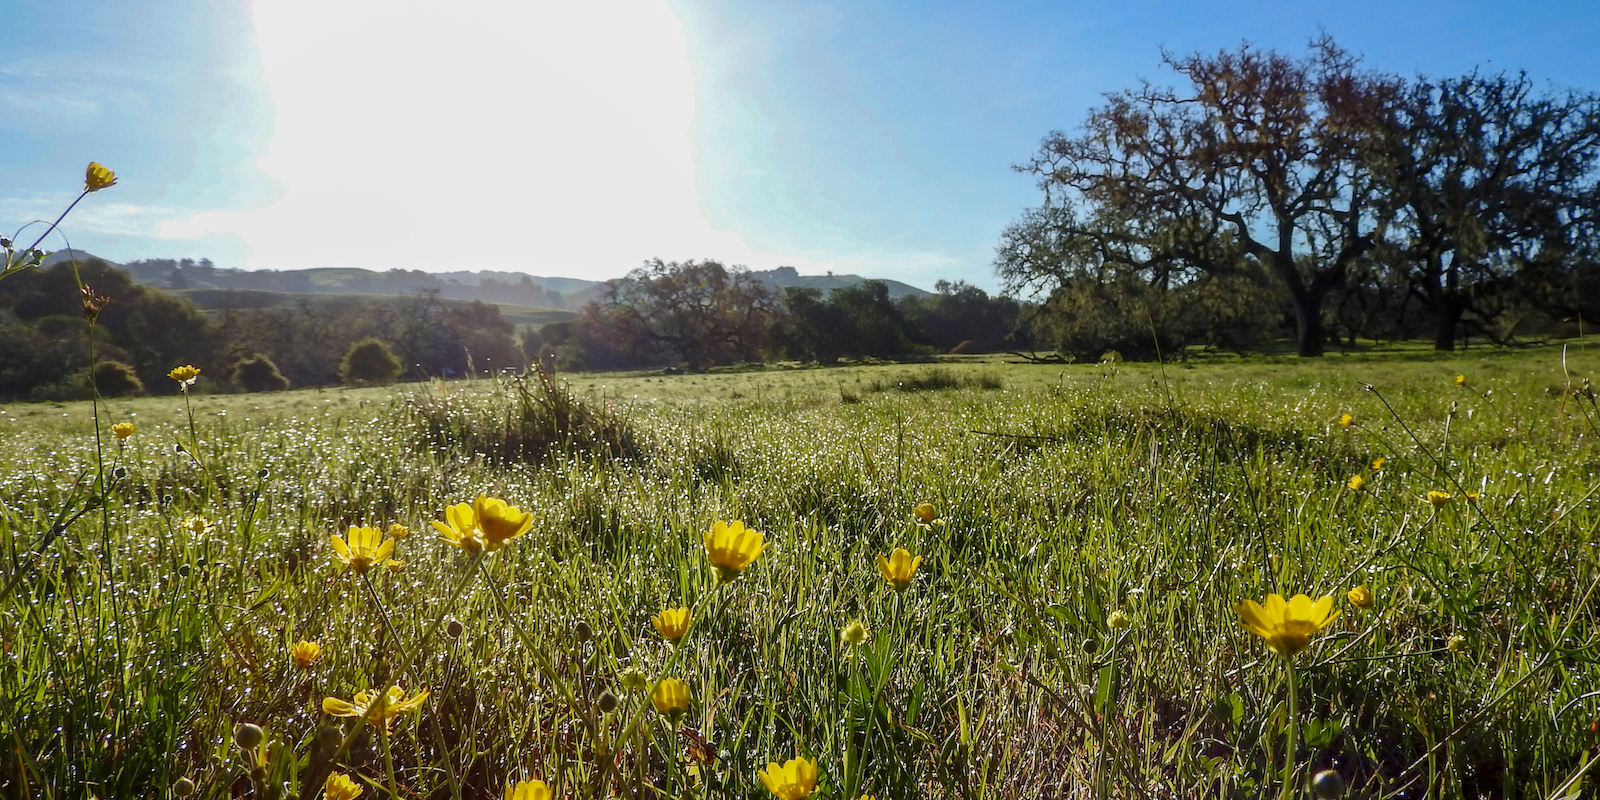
left=2, top=346, right=1599, bottom=799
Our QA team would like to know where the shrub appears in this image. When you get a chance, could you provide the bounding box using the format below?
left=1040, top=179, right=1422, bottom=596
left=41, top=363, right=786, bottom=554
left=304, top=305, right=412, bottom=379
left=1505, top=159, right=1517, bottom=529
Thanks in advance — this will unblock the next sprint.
left=339, top=338, right=402, bottom=386
left=92, top=360, right=144, bottom=398
left=231, top=354, right=290, bottom=393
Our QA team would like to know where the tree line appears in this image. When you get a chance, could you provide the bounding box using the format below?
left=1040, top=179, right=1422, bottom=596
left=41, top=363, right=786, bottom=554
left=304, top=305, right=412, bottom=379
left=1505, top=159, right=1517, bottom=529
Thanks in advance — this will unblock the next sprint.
left=0, top=256, right=1023, bottom=400
left=529, top=258, right=1021, bottom=372
left=998, top=36, right=1600, bottom=359
left=0, top=258, right=522, bottom=400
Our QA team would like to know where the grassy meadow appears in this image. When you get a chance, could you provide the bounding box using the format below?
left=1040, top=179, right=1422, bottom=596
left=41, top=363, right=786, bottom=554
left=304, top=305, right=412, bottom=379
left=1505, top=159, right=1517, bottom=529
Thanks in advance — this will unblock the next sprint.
left=2, top=344, right=1599, bottom=799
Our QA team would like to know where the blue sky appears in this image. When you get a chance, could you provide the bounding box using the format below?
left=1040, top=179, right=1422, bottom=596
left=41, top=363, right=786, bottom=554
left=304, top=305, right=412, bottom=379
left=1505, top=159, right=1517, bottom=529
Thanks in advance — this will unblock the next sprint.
left=2, top=0, right=1597, bottom=292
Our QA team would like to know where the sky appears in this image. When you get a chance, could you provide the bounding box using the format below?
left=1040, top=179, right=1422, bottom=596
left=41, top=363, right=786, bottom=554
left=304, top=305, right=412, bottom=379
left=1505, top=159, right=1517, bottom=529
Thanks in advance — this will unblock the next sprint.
left=2, top=0, right=1597, bottom=293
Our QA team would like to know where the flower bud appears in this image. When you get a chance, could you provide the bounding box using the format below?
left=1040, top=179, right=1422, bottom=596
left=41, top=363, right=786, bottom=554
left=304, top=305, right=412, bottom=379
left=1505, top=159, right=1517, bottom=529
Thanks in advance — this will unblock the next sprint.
left=575, top=621, right=594, bottom=643
left=249, top=766, right=267, bottom=783
left=233, top=722, right=264, bottom=750
left=446, top=619, right=463, bottom=639
left=1081, top=638, right=1100, bottom=654
left=172, top=777, right=196, bottom=797
left=1107, top=610, right=1132, bottom=631
left=597, top=691, right=619, bottom=713
left=1311, top=769, right=1345, bottom=799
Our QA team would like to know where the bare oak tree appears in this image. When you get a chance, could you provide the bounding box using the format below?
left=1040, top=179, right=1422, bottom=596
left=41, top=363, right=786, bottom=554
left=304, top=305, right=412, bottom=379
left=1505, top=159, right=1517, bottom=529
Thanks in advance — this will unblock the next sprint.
left=1017, top=36, right=1400, bottom=356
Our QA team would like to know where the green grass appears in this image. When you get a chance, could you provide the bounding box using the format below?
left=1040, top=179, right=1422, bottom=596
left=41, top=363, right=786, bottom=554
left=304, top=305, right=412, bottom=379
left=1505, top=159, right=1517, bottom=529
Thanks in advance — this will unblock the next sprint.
left=2, top=346, right=1599, bottom=799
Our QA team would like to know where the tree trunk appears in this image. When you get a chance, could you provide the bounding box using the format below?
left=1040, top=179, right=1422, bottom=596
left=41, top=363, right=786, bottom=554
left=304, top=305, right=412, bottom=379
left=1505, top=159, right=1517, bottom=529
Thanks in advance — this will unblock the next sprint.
left=1291, top=290, right=1326, bottom=357
left=1433, top=296, right=1463, bottom=351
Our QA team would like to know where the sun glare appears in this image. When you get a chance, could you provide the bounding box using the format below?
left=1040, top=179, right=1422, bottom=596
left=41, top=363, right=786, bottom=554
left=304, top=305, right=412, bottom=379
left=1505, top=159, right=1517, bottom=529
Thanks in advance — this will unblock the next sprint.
left=159, top=0, right=827, bottom=277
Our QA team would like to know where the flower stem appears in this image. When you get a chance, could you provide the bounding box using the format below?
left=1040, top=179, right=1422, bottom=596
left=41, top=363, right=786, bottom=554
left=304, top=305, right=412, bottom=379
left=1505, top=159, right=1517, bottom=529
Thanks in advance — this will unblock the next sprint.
left=1282, top=658, right=1300, bottom=800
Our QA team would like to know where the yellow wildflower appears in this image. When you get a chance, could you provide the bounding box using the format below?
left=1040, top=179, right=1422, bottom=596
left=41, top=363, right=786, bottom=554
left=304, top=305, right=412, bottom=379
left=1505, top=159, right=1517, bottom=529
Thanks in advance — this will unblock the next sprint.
left=1425, top=491, right=1451, bottom=508
left=180, top=515, right=214, bottom=536
left=651, top=678, right=690, bottom=719
left=322, top=685, right=430, bottom=728
left=840, top=619, right=869, bottom=646
left=432, top=495, right=534, bottom=553
left=703, top=519, right=765, bottom=583
left=913, top=502, right=937, bottom=524
left=758, top=757, right=818, bottom=800
left=506, top=780, right=552, bottom=800
left=1235, top=593, right=1339, bottom=658
left=329, top=525, right=394, bottom=574
left=1454, top=374, right=1466, bottom=387
left=168, top=365, right=201, bottom=387
left=1346, top=585, right=1373, bottom=610
left=1370, top=457, right=1385, bottom=471
left=84, top=162, right=118, bottom=193
left=324, top=773, right=363, bottom=800
left=1346, top=474, right=1364, bottom=491
left=291, top=640, right=323, bottom=669
left=384, top=559, right=405, bottom=573
left=1464, top=491, right=1481, bottom=503
left=1338, top=413, right=1353, bottom=426
left=652, top=607, right=690, bottom=643
left=112, top=422, right=136, bottom=439
left=388, top=523, right=409, bottom=539
left=876, top=547, right=921, bottom=592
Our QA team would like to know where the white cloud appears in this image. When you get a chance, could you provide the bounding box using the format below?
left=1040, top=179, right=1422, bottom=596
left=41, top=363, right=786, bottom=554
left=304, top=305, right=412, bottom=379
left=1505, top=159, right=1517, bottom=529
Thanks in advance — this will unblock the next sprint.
left=158, top=0, right=837, bottom=279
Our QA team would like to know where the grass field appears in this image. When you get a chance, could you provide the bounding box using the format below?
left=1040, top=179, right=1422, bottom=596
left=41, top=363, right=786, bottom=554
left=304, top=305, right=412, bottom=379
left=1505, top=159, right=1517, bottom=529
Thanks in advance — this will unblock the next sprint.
left=2, top=344, right=1599, bottom=799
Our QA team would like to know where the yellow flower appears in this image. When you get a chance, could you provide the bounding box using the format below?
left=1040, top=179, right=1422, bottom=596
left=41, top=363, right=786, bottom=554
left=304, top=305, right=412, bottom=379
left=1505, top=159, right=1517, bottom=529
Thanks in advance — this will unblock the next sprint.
left=913, top=503, right=937, bottom=524
left=758, top=757, right=818, bottom=800
left=1463, top=491, right=1481, bottom=503
left=384, top=559, right=405, bottom=573
left=876, top=548, right=921, bottom=592
left=652, top=607, right=690, bottom=643
left=322, top=685, right=430, bottom=728
left=112, top=422, right=136, bottom=439
left=180, top=515, right=214, bottom=536
left=1370, top=457, right=1386, bottom=472
left=1107, top=610, right=1132, bottom=631
left=388, top=523, right=409, bottom=540
left=431, top=495, right=533, bottom=553
left=1346, top=474, right=1364, bottom=491
left=291, top=640, right=323, bottom=669
left=329, top=525, right=394, bottom=573
left=325, top=773, right=363, bottom=800
left=703, top=520, right=765, bottom=583
left=840, top=619, right=869, bottom=646
left=651, top=678, right=690, bottom=719
left=168, top=365, right=201, bottom=386
left=1234, top=593, right=1339, bottom=658
left=1425, top=491, right=1451, bottom=508
left=84, top=162, right=118, bottom=193
left=1446, top=633, right=1466, bottom=653
left=506, top=780, right=552, bottom=800
left=1346, top=585, right=1373, bottom=610
left=1455, top=374, right=1466, bottom=387
left=1338, top=413, right=1353, bottom=426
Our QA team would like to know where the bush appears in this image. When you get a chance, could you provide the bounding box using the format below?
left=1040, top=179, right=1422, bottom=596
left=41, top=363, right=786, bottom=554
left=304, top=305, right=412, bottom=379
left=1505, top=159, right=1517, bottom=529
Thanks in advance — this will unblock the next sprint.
left=231, top=354, right=290, bottom=393
left=92, top=361, right=144, bottom=398
left=339, top=338, right=402, bottom=386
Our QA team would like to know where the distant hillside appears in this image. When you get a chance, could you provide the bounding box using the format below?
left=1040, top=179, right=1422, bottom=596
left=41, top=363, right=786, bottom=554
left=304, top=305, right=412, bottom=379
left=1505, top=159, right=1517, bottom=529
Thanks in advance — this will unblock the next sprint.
left=42, top=251, right=933, bottom=311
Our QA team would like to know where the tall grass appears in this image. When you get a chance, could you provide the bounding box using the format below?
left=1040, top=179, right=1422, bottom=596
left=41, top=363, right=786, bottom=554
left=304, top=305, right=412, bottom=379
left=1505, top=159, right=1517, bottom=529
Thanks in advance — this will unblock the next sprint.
left=1, top=350, right=1597, bottom=799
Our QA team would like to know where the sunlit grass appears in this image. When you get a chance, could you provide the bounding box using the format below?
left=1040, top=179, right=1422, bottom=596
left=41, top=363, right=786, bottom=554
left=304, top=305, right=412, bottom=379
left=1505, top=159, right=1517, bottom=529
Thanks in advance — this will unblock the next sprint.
left=1, top=347, right=1597, bottom=798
